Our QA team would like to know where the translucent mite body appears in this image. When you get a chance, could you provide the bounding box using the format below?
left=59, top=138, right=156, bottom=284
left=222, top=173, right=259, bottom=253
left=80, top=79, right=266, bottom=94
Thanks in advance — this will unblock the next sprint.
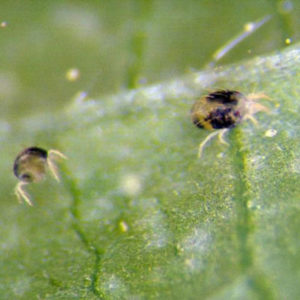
left=191, top=90, right=269, bottom=157
left=13, top=147, right=66, bottom=206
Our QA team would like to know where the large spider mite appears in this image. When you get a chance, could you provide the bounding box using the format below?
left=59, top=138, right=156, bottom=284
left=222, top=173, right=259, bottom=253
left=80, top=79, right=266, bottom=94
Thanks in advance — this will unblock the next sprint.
left=191, top=90, right=270, bottom=158
left=13, top=147, right=67, bottom=206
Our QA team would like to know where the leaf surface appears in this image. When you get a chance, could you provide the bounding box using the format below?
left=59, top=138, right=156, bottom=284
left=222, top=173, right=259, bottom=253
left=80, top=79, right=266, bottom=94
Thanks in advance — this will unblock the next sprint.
left=1, top=44, right=300, bottom=299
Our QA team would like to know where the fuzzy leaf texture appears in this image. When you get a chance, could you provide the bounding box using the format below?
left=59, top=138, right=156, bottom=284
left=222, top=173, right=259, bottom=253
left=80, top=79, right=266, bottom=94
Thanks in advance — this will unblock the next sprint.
left=0, top=43, right=300, bottom=299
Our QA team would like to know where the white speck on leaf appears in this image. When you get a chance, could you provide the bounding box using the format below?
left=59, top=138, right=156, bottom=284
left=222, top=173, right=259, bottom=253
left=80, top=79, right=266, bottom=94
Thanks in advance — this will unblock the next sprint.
left=119, top=220, right=129, bottom=232
left=248, top=155, right=266, bottom=170
left=134, top=198, right=169, bottom=249
left=265, top=129, right=277, bottom=137
left=179, top=226, right=213, bottom=271
left=120, top=174, right=142, bottom=197
left=66, top=68, right=80, bottom=82
left=102, top=275, right=130, bottom=297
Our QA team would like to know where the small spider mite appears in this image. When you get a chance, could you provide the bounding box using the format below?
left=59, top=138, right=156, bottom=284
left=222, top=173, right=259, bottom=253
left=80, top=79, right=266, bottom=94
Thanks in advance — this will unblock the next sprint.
left=13, top=147, right=67, bottom=206
left=191, top=90, right=269, bottom=157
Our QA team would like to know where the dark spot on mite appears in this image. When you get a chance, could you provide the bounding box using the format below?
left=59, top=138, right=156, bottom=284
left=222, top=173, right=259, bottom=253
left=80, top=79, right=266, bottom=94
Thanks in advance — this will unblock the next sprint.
left=13, top=162, right=19, bottom=178
left=206, top=90, right=240, bottom=105
left=205, top=108, right=236, bottom=129
left=20, top=173, right=32, bottom=181
left=23, top=147, right=48, bottom=159
left=234, top=110, right=241, bottom=118
left=192, top=119, right=204, bottom=129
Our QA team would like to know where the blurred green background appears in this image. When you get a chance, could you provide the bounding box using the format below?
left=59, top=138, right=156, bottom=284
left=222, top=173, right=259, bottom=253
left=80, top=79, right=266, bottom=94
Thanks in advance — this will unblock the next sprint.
left=0, top=0, right=298, bottom=119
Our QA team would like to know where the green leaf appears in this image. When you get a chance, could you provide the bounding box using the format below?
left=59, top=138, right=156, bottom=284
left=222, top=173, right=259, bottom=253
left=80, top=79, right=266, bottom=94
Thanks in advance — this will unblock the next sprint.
left=1, top=44, right=300, bottom=299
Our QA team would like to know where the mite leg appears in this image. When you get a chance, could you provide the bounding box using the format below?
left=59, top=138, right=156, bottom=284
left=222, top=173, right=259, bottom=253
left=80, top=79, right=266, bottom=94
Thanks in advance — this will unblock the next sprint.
left=48, top=149, right=67, bottom=160
left=247, top=92, right=271, bottom=101
left=198, top=129, right=228, bottom=158
left=244, top=114, right=259, bottom=126
left=47, top=150, right=67, bottom=181
left=15, top=181, right=33, bottom=206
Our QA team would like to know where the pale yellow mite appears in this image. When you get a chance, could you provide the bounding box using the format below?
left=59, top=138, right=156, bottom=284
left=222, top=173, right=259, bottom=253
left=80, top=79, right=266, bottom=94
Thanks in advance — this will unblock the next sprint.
left=191, top=90, right=270, bottom=158
left=13, top=147, right=67, bottom=206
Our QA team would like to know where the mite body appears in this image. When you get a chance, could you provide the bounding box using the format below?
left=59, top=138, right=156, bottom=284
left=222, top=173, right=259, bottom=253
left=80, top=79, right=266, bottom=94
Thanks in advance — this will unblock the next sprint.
left=14, top=147, right=48, bottom=183
left=191, top=90, right=269, bottom=157
left=13, top=147, right=66, bottom=206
